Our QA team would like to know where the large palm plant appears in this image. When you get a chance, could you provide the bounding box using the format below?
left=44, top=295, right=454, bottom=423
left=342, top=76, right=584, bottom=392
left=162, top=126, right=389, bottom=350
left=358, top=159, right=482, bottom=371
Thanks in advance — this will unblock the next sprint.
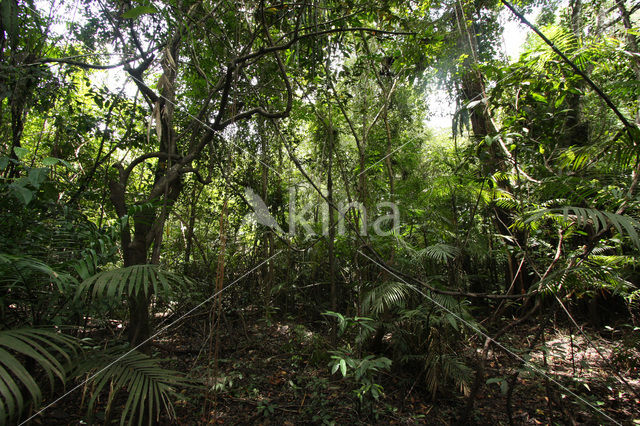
left=0, top=328, right=79, bottom=422
left=0, top=201, right=192, bottom=424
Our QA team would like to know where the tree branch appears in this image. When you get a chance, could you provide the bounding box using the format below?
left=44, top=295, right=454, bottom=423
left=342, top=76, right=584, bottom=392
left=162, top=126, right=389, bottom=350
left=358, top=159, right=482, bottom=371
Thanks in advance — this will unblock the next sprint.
left=32, top=52, right=152, bottom=69
left=121, top=152, right=182, bottom=184
left=179, top=167, right=211, bottom=185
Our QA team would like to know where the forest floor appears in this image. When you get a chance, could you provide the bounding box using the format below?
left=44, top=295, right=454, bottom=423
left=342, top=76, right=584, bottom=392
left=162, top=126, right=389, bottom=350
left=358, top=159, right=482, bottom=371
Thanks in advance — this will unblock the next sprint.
left=36, top=310, right=640, bottom=425
left=160, top=310, right=640, bottom=425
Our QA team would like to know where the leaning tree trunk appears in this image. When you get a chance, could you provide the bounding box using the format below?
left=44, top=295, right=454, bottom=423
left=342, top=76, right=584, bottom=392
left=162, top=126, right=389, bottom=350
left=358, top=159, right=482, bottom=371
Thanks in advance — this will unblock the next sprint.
left=109, top=39, right=183, bottom=353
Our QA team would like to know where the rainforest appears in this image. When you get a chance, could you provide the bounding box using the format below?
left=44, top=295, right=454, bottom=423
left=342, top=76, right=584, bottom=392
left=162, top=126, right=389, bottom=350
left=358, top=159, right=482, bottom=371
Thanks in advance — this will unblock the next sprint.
left=1, top=0, right=639, bottom=424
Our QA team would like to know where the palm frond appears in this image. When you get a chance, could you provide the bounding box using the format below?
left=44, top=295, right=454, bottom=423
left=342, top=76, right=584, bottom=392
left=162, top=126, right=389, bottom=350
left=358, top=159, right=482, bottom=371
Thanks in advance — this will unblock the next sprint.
left=525, top=207, right=640, bottom=248
left=418, top=243, right=459, bottom=264
left=535, top=259, right=635, bottom=296
left=0, top=253, right=77, bottom=293
left=73, top=249, right=100, bottom=281
left=429, top=291, right=470, bottom=317
left=564, top=207, right=640, bottom=247
left=534, top=177, right=598, bottom=206
left=76, top=265, right=189, bottom=301
left=436, top=353, right=472, bottom=395
left=526, top=26, right=580, bottom=72
left=74, top=347, right=193, bottom=425
left=362, top=281, right=411, bottom=316
left=0, top=328, right=79, bottom=423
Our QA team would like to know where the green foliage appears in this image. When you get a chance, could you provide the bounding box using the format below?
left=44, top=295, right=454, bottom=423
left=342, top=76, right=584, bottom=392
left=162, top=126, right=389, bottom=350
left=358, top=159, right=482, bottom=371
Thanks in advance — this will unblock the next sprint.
left=256, top=399, right=277, bottom=418
left=362, top=281, right=410, bottom=315
left=526, top=207, right=640, bottom=248
left=0, top=252, right=76, bottom=294
left=417, top=243, right=459, bottom=264
left=4, top=164, right=51, bottom=206
left=328, top=346, right=392, bottom=403
left=77, top=265, right=189, bottom=301
left=1, top=0, right=639, bottom=423
left=122, top=6, right=159, bottom=20
left=322, top=311, right=376, bottom=338
left=73, top=347, right=191, bottom=425
left=0, top=329, right=79, bottom=423
left=376, top=290, right=475, bottom=399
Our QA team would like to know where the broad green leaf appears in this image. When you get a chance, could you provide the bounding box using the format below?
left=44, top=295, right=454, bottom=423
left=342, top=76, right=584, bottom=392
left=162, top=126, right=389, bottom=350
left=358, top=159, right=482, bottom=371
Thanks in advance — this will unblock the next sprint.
left=13, top=146, right=28, bottom=160
left=11, top=185, right=33, bottom=205
left=339, top=359, right=347, bottom=377
left=122, top=5, right=158, bottom=19
left=531, top=92, right=547, bottom=103
left=28, top=168, right=49, bottom=188
left=500, top=380, right=509, bottom=395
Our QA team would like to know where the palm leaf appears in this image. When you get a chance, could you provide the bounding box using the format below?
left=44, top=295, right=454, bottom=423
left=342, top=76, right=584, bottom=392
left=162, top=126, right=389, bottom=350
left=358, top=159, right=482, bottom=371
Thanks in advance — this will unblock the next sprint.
left=0, top=329, right=79, bottom=423
left=362, top=281, right=411, bottom=315
left=0, top=253, right=77, bottom=293
left=76, top=265, right=189, bottom=301
left=418, top=243, right=459, bottom=264
left=74, top=347, right=192, bottom=425
left=525, top=207, right=640, bottom=248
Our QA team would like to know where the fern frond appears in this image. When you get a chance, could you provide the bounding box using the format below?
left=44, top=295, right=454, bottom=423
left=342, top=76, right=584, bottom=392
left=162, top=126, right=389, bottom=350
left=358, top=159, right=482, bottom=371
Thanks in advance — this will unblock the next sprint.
left=494, top=195, right=518, bottom=210
left=588, top=254, right=637, bottom=268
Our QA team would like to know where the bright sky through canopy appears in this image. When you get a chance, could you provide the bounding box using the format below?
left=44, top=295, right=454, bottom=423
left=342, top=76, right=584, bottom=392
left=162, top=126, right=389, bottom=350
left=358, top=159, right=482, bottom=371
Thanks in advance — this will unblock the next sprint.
left=426, top=6, right=540, bottom=129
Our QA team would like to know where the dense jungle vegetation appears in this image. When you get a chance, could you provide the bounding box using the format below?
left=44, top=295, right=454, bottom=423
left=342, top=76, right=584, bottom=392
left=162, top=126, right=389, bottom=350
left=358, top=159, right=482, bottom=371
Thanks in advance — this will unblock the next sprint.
left=1, top=0, right=639, bottom=424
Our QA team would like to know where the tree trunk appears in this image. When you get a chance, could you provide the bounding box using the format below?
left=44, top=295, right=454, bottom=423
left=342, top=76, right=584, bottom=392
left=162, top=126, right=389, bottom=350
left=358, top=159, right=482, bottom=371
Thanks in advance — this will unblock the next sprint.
left=260, top=133, right=274, bottom=317
left=184, top=183, right=199, bottom=274
left=123, top=226, right=152, bottom=352
left=328, top=104, right=337, bottom=314
left=108, top=40, right=183, bottom=353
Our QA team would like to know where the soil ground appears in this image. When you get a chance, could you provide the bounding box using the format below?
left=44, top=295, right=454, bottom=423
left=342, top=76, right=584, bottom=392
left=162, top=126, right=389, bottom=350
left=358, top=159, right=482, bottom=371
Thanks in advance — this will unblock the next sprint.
left=34, top=311, right=640, bottom=425
left=163, top=311, right=639, bottom=425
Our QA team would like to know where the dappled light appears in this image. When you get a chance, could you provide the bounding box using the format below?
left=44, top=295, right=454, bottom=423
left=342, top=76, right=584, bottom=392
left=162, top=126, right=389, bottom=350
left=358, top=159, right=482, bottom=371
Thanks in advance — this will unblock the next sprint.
left=1, top=0, right=639, bottom=424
